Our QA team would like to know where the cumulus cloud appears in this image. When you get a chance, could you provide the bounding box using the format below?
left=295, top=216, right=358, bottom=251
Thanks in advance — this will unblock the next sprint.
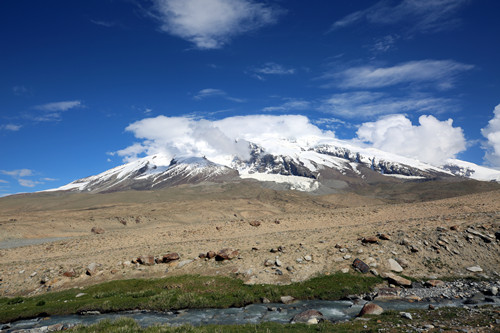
left=326, top=60, right=473, bottom=90
left=356, top=114, right=466, bottom=165
left=116, top=115, right=333, bottom=163
left=319, top=91, right=455, bottom=119
left=151, top=0, right=280, bottom=49
left=481, top=104, right=500, bottom=168
left=330, top=0, right=469, bottom=34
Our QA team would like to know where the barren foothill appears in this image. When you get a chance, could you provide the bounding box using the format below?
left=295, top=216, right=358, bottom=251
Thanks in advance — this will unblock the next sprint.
left=0, top=181, right=499, bottom=297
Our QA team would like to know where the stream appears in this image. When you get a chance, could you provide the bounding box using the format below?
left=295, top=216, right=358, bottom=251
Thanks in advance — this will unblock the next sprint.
left=3, top=297, right=499, bottom=332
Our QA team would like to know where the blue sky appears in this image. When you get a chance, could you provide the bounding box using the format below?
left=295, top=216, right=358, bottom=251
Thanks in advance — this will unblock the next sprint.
left=1, top=0, right=500, bottom=195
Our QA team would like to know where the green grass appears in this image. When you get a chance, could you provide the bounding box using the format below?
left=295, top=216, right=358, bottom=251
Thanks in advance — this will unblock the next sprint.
left=0, top=273, right=382, bottom=324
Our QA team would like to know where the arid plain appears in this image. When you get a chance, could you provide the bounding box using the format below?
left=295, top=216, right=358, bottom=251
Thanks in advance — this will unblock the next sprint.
left=0, top=180, right=499, bottom=297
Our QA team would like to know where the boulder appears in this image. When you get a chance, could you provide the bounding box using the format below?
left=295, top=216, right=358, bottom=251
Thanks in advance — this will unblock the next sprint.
left=352, top=258, right=370, bottom=273
left=378, top=234, right=391, bottom=240
left=466, top=265, right=483, bottom=273
left=86, top=263, right=99, bottom=276
left=138, top=255, right=155, bottom=266
left=280, top=295, right=295, bottom=304
left=63, top=269, right=76, bottom=278
left=358, top=303, right=384, bottom=316
left=362, top=236, right=379, bottom=244
left=162, top=252, right=180, bottom=263
left=216, top=248, right=239, bottom=261
left=395, top=258, right=409, bottom=269
left=384, top=272, right=412, bottom=287
left=206, top=251, right=216, bottom=259
left=291, top=309, right=323, bottom=323
left=90, top=227, right=105, bottom=234
left=425, top=280, right=445, bottom=288
left=387, top=258, right=403, bottom=272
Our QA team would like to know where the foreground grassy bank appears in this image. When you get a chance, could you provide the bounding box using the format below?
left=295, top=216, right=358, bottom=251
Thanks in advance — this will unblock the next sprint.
left=68, top=306, right=499, bottom=332
left=0, top=273, right=382, bottom=324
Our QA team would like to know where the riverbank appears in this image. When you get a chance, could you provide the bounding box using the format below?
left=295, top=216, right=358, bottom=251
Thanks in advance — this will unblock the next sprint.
left=0, top=273, right=381, bottom=324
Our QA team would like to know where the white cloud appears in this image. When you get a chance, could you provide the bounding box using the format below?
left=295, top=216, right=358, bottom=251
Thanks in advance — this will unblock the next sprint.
left=1, top=169, right=33, bottom=178
left=327, top=60, right=473, bottom=90
left=193, top=88, right=244, bottom=103
left=35, top=100, right=82, bottom=112
left=356, top=114, right=466, bottom=165
left=117, top=115, right=333, bottom=163
left=0, top=124, right=22, bottom=131
left=481, top=104, right=500, bottom=168
left=371, top=34, right=400, bottom=53
left=254, top=62, right=295, bottom=75
left=152, top=0, right=280, bottom=49
left=262, top=100, right=310, bottom=112
left=90, top=19, right=116, bottom=28
left=319, top=91, right=455, bottom=119
left=0, top=179, right=8, bottom=184
left=18, top=179, right=41, bottom=188
left=330, top=0, right=469, bottom=34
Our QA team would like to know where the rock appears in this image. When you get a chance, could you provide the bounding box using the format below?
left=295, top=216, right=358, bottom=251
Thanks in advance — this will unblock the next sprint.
left=383, top=272, right=412, bottom=287
left=261, top=297, right=271, bottom=304
left=90, top=226, right=105, bottom=234
left=176, top=260, right=193, bottom=268
left=343, top=254, right=352, bottom=260
left=450, top=225, right=460, bottom=231
left=264, top=259, right=274, bottom=267
left=352, top=258, right=370, bottom=273
left=249, top=221, right=261, bottom=227
left=378, top=233, right=391, bottom=240
left=466, top=228, right=493, bottom=243
left=291, top=309, right=324, bottom=323
left=137, top=255, right=155, bottom=266
left=30, top=271, right=38, bottom=277
left=358, top=303, right=384, bottom=316
left=405, top=295, right=421, bottom=301
left=162, top=252, right=180, bottom=263
left=206, top=251, right=216, bottom=259
left=280, top=295, right=295, bottom=304
left=341, top=268, right=349, bottom=273
left=425, top=280, right=445, bottom=288
left=75, top=293, right=86, bottom=298
left=275, top=258, right=282, bottom=267
left=400, top=238, right=410, bottom=246
left=400, top=312, right=412, bottom=320
left=496, top=231, right=500, bottom=241
left=216, top=248, right=239, bottom=261
left=387, top=258, right=403, bottom=272
left=286, top=266, right=294, bottom=272
left=86, top=263, right=99, bottom=276
left=362, top=236, right=379, bottom=244
left=275, top=269, right=283, bottom=275
left=376, top=287, right=401, bottom=299
left=63, top=269, right=76, bottom=278
left=428, top=304, right=435, bottom=310
left=491, top=286, right=498, bottom=296
left=370, top=268, right=379, bottom=276
left=304, top=255, right=312, bottom=261
left=198, top=253, right=206, bottom=259
left=466, top=265, right=483, bottom=273
left=395, top=258, right=409, bottom=269
left=47, top=323, right=64, bottom=331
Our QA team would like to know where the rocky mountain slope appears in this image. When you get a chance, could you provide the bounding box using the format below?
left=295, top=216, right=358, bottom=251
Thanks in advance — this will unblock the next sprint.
left=50, top=139, right=500, bottom=193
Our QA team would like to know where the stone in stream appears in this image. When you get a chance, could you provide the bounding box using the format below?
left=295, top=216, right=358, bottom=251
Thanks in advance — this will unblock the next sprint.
left=425, top=280, right=445, bottom=288
left=352, top=258, right=370, bottom=273
left=358, top=303, right=384, bottom=316
left=291, top=309, right=324, bottom=324
left=280, top=295, right=295, bottom=304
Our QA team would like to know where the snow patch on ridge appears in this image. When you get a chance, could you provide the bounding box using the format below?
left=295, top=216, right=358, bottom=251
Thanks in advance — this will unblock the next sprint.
left=239, top=172, right=319, bottom=192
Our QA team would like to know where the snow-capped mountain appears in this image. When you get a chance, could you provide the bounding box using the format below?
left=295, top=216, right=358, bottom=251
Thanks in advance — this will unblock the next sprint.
left=49, top=138, right=500, bottom=193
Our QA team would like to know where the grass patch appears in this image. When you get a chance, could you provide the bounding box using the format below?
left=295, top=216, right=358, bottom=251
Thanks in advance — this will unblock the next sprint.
left=0, top=273, right=382, bottom=324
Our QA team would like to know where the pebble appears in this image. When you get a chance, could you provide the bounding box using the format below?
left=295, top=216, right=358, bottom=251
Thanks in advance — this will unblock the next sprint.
left=343, top=254, right=351, bottom=260
left=304, top=255, right=312, bottom=261
left=400, top=312, right=413, bottom=320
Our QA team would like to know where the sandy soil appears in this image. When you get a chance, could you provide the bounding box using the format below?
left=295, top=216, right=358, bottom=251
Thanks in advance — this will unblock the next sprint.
left=0, top=182, right=499, bottom=296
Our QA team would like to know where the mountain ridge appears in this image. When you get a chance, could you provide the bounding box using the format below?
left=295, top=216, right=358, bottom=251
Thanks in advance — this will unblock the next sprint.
left=48, top=138, right=500, bottom=194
